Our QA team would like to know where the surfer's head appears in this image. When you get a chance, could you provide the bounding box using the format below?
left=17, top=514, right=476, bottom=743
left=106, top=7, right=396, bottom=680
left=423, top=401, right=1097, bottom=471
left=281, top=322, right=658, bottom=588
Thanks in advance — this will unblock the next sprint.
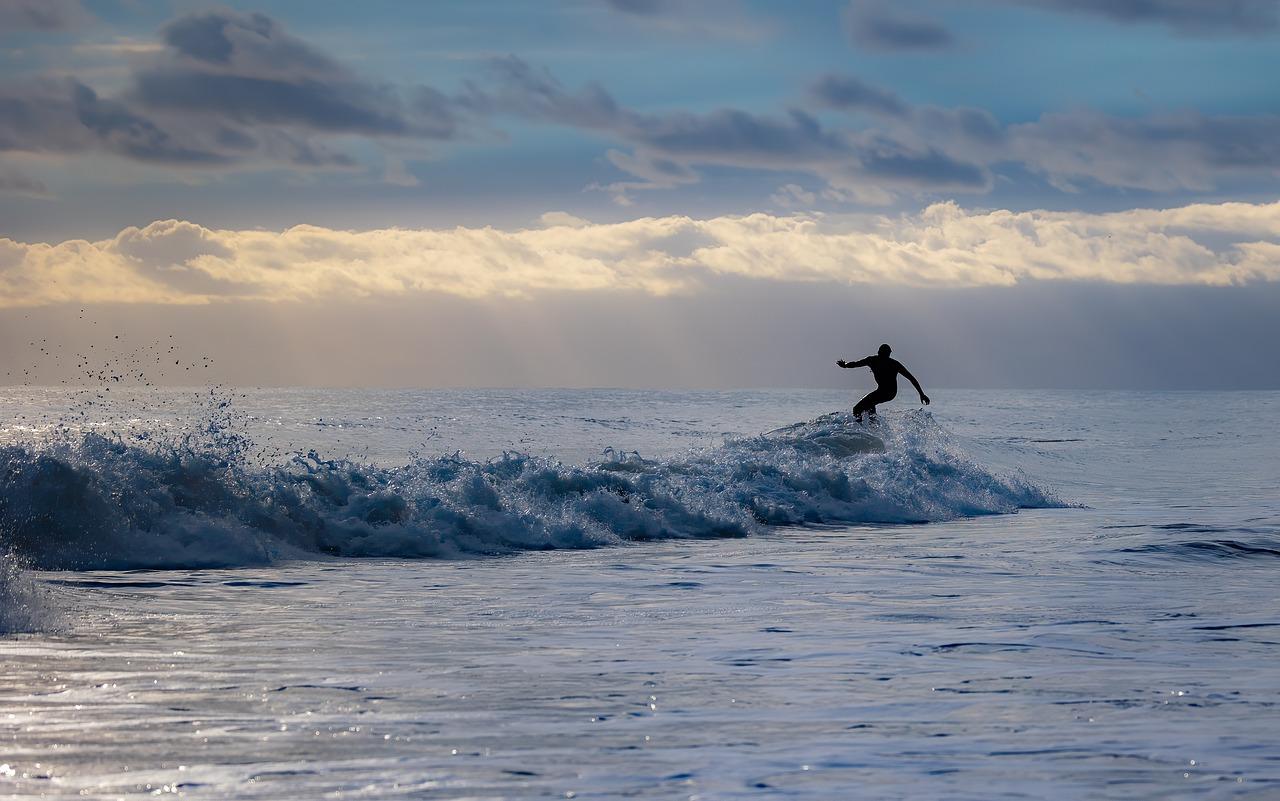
left=878, top=343, right=892, bottom=357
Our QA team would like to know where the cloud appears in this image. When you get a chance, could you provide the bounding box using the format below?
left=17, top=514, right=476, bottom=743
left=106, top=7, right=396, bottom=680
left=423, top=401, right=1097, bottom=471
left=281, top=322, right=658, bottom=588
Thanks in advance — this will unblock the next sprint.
left=2, top=200, right=1278, bottom=307
left=809, top=74, right=909, bottom=117
left=771, top=184, right=817, bottom=207
left=806, top=72, right=1280, bottom=198
left=0, top=163, right=48, bottom=196
left=129, top=10, right=465, bottom=139
left=1008, top=110, right=1280, bottom=192
left=600, top=0, right=772, bottom=40
left=0, top=0, right=90, bottom=31
left=485, top=59, right=1280, bottom=203
left=843, top=2, right=954, bottom=51
left=0, top=9, right=472, bottom=173
left=159, top=10, right=332, bottom=70
left=839, top=0, right=1278, bottom=45
left=1006, top=0, right=1279, bottom=36
left=605, top=0, right=663, bottom=13
left=482, top=57, right=990, bottom=203
left=70, top=38, right=165, bottom=57
left=539, top=211, right=591, bottom=227
left=0, top=77, right=233, bottom=165
left=5, top=7, right=1276, bottom=203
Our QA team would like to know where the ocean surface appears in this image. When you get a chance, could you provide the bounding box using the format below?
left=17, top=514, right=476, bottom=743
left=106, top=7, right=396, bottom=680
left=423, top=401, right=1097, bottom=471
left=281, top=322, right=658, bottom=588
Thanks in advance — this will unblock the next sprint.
left=2, top=388, right=1278, bottom=799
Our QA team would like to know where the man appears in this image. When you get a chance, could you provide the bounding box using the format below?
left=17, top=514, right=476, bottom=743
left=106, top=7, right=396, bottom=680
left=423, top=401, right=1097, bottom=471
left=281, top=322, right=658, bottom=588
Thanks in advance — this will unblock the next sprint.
left=836, top=343, right=930, bottom=422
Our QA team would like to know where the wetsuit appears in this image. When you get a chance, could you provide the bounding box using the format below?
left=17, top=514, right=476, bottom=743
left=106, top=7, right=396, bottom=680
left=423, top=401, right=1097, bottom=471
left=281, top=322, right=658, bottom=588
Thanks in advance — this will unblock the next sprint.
left=851, top=354, right=904, bottom=417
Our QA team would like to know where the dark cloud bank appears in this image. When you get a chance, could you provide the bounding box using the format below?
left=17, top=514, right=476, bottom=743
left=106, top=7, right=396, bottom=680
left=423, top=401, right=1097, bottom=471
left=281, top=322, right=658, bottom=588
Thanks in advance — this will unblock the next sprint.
left=479, top=54, right=1280, bottom=203
left=842, top=0, right=1280, bottom=49
left=1012, top=0, right=1279, bottom=36
left=0, top=8, right=473, bottom=171
left=844, top=3, right=954, bottom=51
left=2, top=5, right=1279, bottom=204
left=0, top=0, right=89, bottom=30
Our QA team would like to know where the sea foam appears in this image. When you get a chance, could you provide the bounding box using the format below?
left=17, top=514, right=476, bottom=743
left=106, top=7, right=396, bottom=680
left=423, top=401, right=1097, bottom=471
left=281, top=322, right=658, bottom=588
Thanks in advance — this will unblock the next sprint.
left=0, top=409, right=1058, bottom=572
left=0, top=549, right=52, bottom=633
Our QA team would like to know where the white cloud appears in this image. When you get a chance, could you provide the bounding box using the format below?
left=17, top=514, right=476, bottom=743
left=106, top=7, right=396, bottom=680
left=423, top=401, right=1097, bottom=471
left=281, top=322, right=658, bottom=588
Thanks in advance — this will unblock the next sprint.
left=2, top=200, right=1278, bottom=307
left=538, top=211, right=592, bottom=228
left=770, top=184, right=817, bottom=208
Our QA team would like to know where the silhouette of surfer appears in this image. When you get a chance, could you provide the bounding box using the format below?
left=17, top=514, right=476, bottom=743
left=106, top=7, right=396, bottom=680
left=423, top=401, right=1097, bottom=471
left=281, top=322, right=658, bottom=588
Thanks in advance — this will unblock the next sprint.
left=836, top=343, right=929, bottom=422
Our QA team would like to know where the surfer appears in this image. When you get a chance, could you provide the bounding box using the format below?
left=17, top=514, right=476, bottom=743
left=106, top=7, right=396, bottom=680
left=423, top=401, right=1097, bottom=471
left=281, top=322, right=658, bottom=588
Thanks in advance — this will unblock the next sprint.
left=836, top=343, right=930, bottom=422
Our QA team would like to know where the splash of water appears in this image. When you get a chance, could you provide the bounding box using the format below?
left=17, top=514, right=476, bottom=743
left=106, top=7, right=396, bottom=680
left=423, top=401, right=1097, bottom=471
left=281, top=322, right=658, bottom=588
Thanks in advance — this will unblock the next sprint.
left=0, top=548, right=52, bottom=633
left=0, top=408, right=1058, bottom=573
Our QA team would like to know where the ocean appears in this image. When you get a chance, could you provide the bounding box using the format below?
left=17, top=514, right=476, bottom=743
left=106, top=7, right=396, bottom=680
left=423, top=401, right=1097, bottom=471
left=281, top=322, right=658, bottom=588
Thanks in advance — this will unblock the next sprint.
left=2, top=388, right=1278, bottom=799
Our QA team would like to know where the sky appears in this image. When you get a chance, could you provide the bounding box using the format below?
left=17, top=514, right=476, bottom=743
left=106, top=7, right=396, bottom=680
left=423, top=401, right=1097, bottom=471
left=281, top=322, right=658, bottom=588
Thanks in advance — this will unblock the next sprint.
left=1, top=0, right=1278, bottom=388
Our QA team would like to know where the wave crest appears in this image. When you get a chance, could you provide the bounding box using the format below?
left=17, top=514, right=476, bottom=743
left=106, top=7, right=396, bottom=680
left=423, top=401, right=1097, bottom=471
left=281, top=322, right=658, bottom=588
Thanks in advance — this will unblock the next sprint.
left=0, top=410, right=1059, bottom=571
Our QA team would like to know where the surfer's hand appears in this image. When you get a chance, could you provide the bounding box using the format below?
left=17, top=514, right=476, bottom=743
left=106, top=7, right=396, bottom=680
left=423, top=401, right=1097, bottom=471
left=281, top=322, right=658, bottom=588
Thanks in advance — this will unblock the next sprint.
left=836, top=360, right=847, bottom=368
left=920, top=394, right=930, bottom=405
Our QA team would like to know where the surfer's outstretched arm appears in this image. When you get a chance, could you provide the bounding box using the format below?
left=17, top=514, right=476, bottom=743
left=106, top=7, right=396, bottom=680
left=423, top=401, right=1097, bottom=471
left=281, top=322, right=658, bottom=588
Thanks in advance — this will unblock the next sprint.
left=836, top=357, right=869, bottom=368
left=899, top=365, right=930, bottom=405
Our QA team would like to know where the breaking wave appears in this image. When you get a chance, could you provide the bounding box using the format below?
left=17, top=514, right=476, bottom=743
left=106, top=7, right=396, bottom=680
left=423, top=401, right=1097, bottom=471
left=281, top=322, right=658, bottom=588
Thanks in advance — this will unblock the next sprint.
left=0, top=410, right=1059, bottom=573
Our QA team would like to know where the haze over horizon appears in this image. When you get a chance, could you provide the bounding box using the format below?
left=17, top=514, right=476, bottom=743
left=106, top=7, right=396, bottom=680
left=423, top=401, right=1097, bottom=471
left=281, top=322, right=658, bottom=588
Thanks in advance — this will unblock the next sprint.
left=3, top=0, right=1279, bottom=389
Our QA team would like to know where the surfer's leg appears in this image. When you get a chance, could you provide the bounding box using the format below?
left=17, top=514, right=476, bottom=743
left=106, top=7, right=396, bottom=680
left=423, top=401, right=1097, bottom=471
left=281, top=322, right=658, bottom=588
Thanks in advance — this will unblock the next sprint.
left=854, top=387, right=895, bottom=421
left=853, top=390, right=879, bottom=421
